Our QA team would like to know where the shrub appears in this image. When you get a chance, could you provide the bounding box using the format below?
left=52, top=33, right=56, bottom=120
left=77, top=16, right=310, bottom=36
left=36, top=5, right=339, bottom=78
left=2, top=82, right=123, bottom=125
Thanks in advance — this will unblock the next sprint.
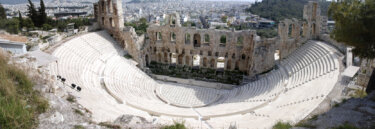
left=272, top=122, right=292, bottom=129
left=74, top=109, right=84, bottom=116
left=74, top=125, right=85, bottom=129
left=99, top=122, right=121, bottom=129
left=331, top=123, right=359, bottom=129
left=0, top=53, right=49, bottom=129
left=67, top=95, right=76, bottom=103
left=161, top=122, right=186, bottom=129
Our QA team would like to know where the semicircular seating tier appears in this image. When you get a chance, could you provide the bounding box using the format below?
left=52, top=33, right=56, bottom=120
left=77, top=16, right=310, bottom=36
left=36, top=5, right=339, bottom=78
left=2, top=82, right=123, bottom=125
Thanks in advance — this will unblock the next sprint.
left=49, top=31, right=341, bottom=128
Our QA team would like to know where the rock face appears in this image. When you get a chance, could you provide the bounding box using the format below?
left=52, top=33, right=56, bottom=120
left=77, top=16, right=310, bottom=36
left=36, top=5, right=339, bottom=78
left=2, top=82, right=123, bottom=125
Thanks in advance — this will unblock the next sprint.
left=114, top=114, right=150, bottom=126
left=301, top=92, right=375, bottom=129
left=48, top=112, right=64, bottom=124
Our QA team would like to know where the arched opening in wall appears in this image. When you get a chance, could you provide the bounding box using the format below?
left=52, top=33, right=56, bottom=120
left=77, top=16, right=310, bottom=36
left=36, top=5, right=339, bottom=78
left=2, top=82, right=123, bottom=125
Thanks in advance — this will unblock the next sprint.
left=178, top=55, right=183, bottom=65
left=235, top=61, right=240, bottom=70
left=237, top=36, right=243, bottom=46
left=164, top=52, right=168, bottom=63
left=210, top=59, right=215, bottom=68
left=193, top=55, right=200, bottom=67
left=274, top=49, right=280, bottom=61
left=203, top=57, right=208, bottom=67
left=123, top=40, right=127, bottom=48
left=145, top=55, right=149, bottom=66
left=101, top=17, right=105, bottom=25
left=226, top=59, right=232, bottom=70
left=185, top=56, right=190, bottom=66
left=101, top=1, right=105, bottom=12
left=312, top=23, right=316, bottom=35
left=109, top=18, right=114, bottom=28
left=107, top=0, right=113, bottom=13
left=113, top=5, right=118, bottom=15
left=185, top=33, right=190, bottom=44
left=158, top=53, right=162, bottom=62
left=193, top=34, right=201, bottom=47
left=241, top=54, right=246, bottom=60
left=313, top=3, right=318, bottom=19
left=156, top=32, right=162, bottom=40
left=170, top=16, right=176, bottom=26
left=300, top=25, right=304, bottom=37
left=171, top=53, right=177, bottom=64
left=288, top=24, right=293, bottom=38
left=170, top=32, right=176, bottom=42
left=220, top=35, right=226, bottom=47
left=217, top=57, right=225, bottom=71
left=204, top=34, right=210, bottom=46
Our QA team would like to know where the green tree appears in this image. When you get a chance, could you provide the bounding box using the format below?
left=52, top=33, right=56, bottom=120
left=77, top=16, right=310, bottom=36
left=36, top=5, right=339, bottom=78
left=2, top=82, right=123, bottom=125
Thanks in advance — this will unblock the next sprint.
left=42, top=24, right=52, bottom=31
left=329, top=0, right=375, bottom=59
left=23, top=18, right=35, bottom=31
left=4, top=18, right=20, bottom=34
left=38, top=0, right=47, bottom=26
left=18, top=11, right=23, bottom=30
left=0, top=3, right=6, bottom=19
left=221, top=16, right=228, bottom=23
left=27, top=0, right=39, bottom=27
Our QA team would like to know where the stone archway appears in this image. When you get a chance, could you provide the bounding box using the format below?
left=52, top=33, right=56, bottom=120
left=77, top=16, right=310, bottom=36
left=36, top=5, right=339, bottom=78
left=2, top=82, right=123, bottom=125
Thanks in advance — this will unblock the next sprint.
left=145, top=55, right=149, bottom=66
left=193, top=34, right=201, bottom=47
left=227, top=59, right=232, bottom=70
left=235, top=61, right=240, bottom=70
left=203, top=57, right=208, bottom=67
left=158, top=53, right=162, bottom=62
left=185, top=56, right=190, bottom=66
left=210, top=58, right=215, bottom=68
left=312, top=23, right=316, bottom=35
left=164, top=52, right=168, bottom=63
left=178, top=55, right=183, bottom=65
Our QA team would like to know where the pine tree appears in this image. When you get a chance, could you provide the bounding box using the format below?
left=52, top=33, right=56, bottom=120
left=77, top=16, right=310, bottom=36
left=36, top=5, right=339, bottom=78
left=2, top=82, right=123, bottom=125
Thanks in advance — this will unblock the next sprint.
left=0, top=3, right=6, bottom=19
left=329, top=0, right=375, bottom=59
left=18, top=11, right=24, bottom=30
left=27, top=0, right=39, bottom=27
left=39, top=0, right=47, bottom=26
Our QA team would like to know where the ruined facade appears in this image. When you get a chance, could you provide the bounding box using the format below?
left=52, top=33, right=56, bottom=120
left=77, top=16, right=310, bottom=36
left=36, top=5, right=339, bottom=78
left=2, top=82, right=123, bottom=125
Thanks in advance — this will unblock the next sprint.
left=94, top=0, right=325, bottom=78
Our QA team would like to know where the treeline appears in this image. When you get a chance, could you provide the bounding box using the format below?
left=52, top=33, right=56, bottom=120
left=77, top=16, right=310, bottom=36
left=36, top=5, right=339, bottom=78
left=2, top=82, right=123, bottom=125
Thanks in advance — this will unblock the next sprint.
left=124, top=18, right=148, bottom=35
left=0, top=1, right=92, bottom=34
left=246, top=0, right=331, bottom=21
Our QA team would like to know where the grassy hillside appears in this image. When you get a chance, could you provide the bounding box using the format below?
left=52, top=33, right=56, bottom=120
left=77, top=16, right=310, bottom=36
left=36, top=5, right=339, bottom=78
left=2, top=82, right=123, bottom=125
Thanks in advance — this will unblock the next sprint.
left=0, top=51, right=49, bottom=129
left=246, top=0, right=331, bottom=21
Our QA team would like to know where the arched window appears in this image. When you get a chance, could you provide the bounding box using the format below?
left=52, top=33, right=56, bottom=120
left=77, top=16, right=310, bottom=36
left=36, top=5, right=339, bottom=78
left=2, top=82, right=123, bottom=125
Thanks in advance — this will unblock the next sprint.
left=210, top=59, right=215, bottom=68
left=156, top=32, right=162, bottom=40
left=185, top=56, right=190, bottom=66
left=185, top=33, right=190, bottom=44
left=171, top=53, right=177, bottom=64
left=217, top=57, right=225, bottom=69
left=226, top=59, right=232, bottom=70
left=178, top=55, right=183, bottom=64
left=220, top=35, right=226, bottom=47
left=193, top=55, right=200, bottom=66
left=203, top=57, right=208, bottom=67
left=204, top=34, right=210, bottom=43
left=164, top=52, right=168, bottom=63
left=237, top=36, right=243, bottom=46
left=193, top=34, right=201, bottom=47
left=171, top=32, right=176, bottom=42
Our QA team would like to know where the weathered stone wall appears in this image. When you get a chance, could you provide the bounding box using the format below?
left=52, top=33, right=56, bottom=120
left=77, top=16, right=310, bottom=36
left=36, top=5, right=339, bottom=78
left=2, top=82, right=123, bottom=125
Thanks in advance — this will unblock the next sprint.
left=143, top=24, right=257, bottom=73
left=94, top=1, right=327, bottom=77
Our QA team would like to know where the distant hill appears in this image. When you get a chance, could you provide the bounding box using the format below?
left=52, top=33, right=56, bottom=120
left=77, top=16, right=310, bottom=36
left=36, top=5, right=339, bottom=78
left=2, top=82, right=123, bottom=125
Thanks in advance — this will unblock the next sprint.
left=246, top=0, right=331, bottom=21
